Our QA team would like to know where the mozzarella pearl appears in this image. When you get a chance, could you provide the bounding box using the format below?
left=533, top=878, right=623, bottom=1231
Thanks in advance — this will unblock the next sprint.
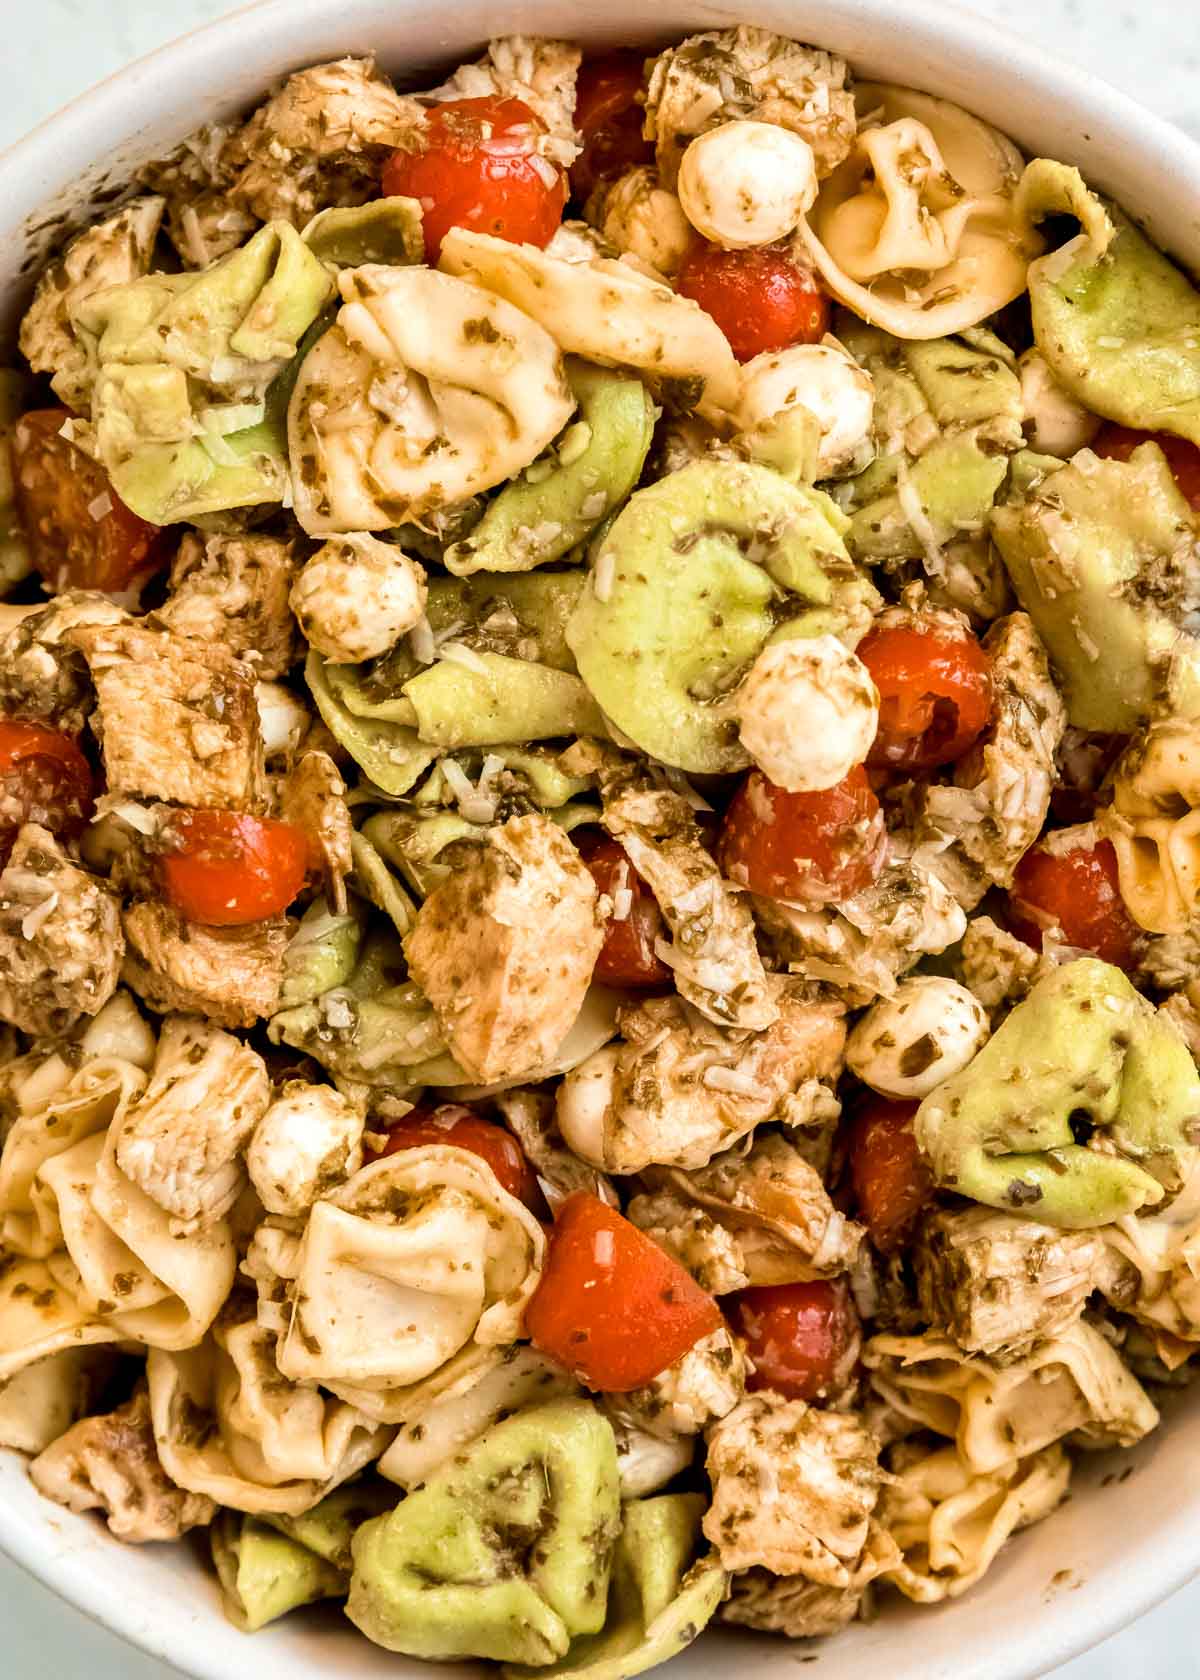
left=734, top=635, right=879, bottom=793
left=555, top=1043, right=619, bottom=1168
left=1018, top=350, right=1101, bottom=458
left=738, top=342, right=875, bottom=479
left=677, top=120, right=818, bottom=249
left=247, top=1083, right=364, bottom=1218
left=845, top=976, right=990, bottom=1099
left=290, top=532, right=427, bottom=663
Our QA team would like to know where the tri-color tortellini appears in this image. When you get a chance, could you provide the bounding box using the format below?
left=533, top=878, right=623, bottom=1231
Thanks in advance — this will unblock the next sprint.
left=10, top=16, right=1200, bottom=1675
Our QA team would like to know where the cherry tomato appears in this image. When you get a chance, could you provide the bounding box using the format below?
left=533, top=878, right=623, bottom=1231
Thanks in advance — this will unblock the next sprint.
left=0, top=719, right=94, bottom=866
left=526, top=1192, right=723, bottom=1392
left=845, top=1097, right=931, bottom=1253
left=857, top=619, right=993, bottom=774
left=676, top=243, right=831, bottom=363
left=718, top=766, right=886, bottom=905
left=12, top=410, right=164, bottom=595
left=576, top=831, right=671, bottom=989
left=381, top=96, right=566, bottom=262
left=1093, top=423, right=1200, bottom=512
left=1006, top=833, right=1142, bottom=969
left=570, top=52, right=654, bottom=202
left=366, top=1102, right=546, bottom=1213
left=727, top=1279, right=860, bottom=1403
left=159, top=810, right=308, bottom=926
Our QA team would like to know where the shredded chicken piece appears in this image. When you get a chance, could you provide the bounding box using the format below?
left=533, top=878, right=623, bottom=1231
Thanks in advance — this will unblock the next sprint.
left=426, top=36, right=581, bottom=167
left=277, top=750, right=352, bottom=914
left=30, top=1387, right=216, bottom=1542
left=122, top=903, right=287, bottom=1029
left=18, top=199, right=164, bottom=413
left=404, top=814, right=603, bottom=1084
left=916, top=613, right=1067, bottom=910
left=601, top=774, right=776, bottom=1030
left=112, top=1016, right=270, bottom=1230
left=157, top=532, right=301, bottom=680
left=0, top=592, right=127, bottom=732
left=722, top=1523, right=901, bottom=1637
left=558, top=983, right=846, bottom=1173
left=140, top=123, right=259, bottom=267
left=0, top=826, right=124, bottom=1038
left=756, top=841, right=966, bottom=1006
left=229, top=58, right=423, bottom=228
left=704, top=1393, right=884, bottom=1580
left=609, top=1327, right=745, bottom=1440
left=633, top=1129, right=862, bottom=1289
left=913, top=1206, right=1105, bottom=1359
left=955, top=913, right=1049, bottom=1017
left=70, top=620, right=266, bottom=811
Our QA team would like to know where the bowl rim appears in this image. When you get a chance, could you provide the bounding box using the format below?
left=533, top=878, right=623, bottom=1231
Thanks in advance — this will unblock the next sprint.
left=2, top=2, right=1200, bottom=1678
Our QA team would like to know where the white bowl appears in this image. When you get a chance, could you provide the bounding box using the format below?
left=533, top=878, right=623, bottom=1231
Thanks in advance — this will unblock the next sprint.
left=3, top=3, right=1200, bottom=1677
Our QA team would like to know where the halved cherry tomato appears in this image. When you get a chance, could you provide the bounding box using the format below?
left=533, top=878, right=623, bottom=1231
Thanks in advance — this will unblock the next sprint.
left=570, top=52, right=654, bottom=202
left=845, top=1097, right=931, bottom=1253
left=12, top=410, right=163, bottom=595
left=857, top=619, right=993, bottom=774
left=676, top=243, right=831, bottom=363
left=575, top=831, right=671, bottom=989
left=1093, top=423, right=1200, bottom=512
left=526, top=1192, right=723, bottom=1392
left=366, top=1102, right=546, bottom=1213
left=381, top=95, right=566, bottom=262
left=718, top=766, right=886, bottom=905
left=159, top=810, right=308, bottom=926
left=1006, top=833, right=1142, bottom=969
left=0, top=719, right=94, bottom=866
left=727, top=1279, right=860, bottom=1403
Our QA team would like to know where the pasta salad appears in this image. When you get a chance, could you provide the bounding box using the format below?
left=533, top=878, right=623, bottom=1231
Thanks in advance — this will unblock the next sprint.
left=2, top=23, right=1200, bottom=1667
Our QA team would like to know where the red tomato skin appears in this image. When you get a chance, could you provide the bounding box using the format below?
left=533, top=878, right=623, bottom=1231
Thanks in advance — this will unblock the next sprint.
left=676, top=244, right=831, bottom=362
left=728, top=1279, right=861, bottom=1403
left=525, top=1192, right=723, bottom=1392
left=718, top=766, right=886, bottom=906
left=12, top=410, right=163, bottom=595
left=857, top=619, right=993, bottom=774
left=159, top=810, right=308, bottom=927
left=1006, top=835, right=1142, bottom=970
left=570, top=52, right=654, bottom=201
left=845, top=1097, right=931, bottom=1253
left=367, top=1103, right=546, bottom=1213
left=0, top=720, right=95, bottom=866
left=1093, top=424, right=1200, bottom=512
left=381, top=96, right=566, bottom=261
left=576, top=832, right=671, bottom=989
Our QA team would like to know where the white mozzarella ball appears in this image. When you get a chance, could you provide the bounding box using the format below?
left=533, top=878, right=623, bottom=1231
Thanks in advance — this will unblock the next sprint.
left=247, top=1082, right=365, bottom=1218
left=738, top=342, right=875, bottom=479
left=845, top=976, right=990, bottom=1099
left=1018, top=350, right=1101, bottom=458
left=677, top=120, right=818, bottom=249
left=290, top=532, right=427, bottom=663
left=593, top=166, right=694, bottom=278
left=734, top=635, right=878, bottom=792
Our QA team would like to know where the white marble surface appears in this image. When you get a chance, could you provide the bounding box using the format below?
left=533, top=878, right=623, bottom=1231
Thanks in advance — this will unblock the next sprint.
left=1, top=0, right=1199, bottom=1675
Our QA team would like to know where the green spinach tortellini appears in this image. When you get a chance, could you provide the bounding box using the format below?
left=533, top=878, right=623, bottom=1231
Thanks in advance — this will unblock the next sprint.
left=347, top=1399, right=622, bottom=1664
left=916, top=958, right=1200, bottom=1227
left=211, top=1511, right=345, bottom=1632
left=992, top=444, right=1200, bottom=731
left=74, top=221, right=334, bottom=523
left=567, top=459, right=878, bottom=772
left=504, top=1494, right=724, bottom=1680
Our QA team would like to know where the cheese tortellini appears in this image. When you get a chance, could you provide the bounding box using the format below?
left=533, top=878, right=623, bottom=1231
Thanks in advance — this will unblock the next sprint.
left=288, top=265, right=575, bottom=534
left=274, top=1147, right=545, bottom=1395
left=800, top=85, right=1041, bottom=339
left=1102, top=717, right=1200, bottom=934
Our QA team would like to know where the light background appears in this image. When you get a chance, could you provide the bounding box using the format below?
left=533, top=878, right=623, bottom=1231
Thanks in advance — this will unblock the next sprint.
left=1, top=0, right=1199, bottom=1674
